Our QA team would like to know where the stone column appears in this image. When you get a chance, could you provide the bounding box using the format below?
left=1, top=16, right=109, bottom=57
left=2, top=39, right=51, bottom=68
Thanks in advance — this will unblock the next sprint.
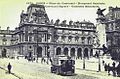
left=79, top=37, right=81, bottom=44
left=54, top=47, right=56, bottom=57
left=68, top=48, right=71, bottom=57
left=75, top=48, right=77, bottom=59
left=59, top=36, right=61, bottom=42
left=66, top=36, right=68, bottom=43
left=61, top=47, right=64, bottom=55
left=42, top=46, right=45, bottom=57
left=82, top=47, right=84, bottom=58
left=85, top=37, right=87, bottom=45
left=88, top=48, right=90, bottom=58
left=96, top=17, right=106, bottom=48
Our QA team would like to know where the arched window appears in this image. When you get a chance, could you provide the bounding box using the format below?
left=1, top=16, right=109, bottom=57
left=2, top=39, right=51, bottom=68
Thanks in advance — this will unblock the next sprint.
left=63, top=47, right=68, bottom=55
left=77, top=48, right=82, bottom=59
left=56, top=47, right=61, bottom=55
left=70, top=48, right=75, bottom=57
left=84, top=48, right=89, bottom=58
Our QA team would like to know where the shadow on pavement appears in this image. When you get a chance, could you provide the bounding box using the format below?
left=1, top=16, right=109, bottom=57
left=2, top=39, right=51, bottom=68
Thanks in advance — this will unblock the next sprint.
left=0, top=66, right=23, bottom=79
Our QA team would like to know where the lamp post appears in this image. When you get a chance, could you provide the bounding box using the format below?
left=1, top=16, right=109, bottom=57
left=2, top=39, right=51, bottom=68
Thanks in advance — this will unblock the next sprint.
left=34, top=28, right=39, bottom=63
left=98, top=49, right=101, bottom=72
left=93, top=31, right=102, bottom=72
left=83, top=48, right=85, bottom=69
left=46, top=31, right=49, bottom=64
left=34, top=28, right=48, bottom=63
left=83, top=55, right=85, bottom=69
left=94, top=48, right=102, bottom=72
left=36, top=29, right=39, bottom=63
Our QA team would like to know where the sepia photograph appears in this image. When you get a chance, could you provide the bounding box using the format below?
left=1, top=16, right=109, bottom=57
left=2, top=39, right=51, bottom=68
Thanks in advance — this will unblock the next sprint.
left=0, top=0, right=120, bottom=79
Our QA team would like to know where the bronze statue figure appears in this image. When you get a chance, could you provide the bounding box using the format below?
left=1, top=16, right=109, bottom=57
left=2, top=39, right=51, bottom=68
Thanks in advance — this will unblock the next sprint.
left=96, top=8, right=106, bottom=17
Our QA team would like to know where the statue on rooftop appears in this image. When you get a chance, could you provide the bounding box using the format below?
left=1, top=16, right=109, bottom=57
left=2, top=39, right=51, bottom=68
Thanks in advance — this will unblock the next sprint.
left=20, top=10, right=28, bottom=23
left=54, top=19, right=60, bottom=25
left=32, top=8, right=46, bottom=23
left=96, top=8, right=106, bottom=17
left=20, top=10, right=24, bottom=23
left=69, top=20, right=73, bottom=25
left=50, top=19, right=54, bottom=25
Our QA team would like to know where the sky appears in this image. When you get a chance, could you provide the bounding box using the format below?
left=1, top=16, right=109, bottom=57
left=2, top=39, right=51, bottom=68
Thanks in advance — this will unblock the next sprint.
left=0, top=0, right=120, bottom=30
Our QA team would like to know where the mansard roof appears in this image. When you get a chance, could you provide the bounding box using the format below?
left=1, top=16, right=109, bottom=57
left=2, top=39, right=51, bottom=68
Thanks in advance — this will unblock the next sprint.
left=27, top=4, right=45, bottom=10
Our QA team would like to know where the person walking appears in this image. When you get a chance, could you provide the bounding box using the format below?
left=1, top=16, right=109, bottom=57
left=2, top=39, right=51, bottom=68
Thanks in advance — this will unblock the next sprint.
left=116, top=62, right=120, bottom=77
left=102, top=60, right=105, bottom=66
left=41, top=57, right=45, bottom=64
left=104, top=63, right=107, bottom=71
left=112, top=62, right=116, bottom=76
left=107, top=63, right=110, bottom=75
left=7, top=63, right=12, bottom=74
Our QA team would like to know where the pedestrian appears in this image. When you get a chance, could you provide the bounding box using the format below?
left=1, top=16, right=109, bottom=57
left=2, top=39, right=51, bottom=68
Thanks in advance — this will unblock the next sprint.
left=17, top=56, right=19, bottom=60
left=107, top=63, right=111, bottom=75
left=41, top=57, right=44, bottom=64
left=102, top=60, right=105, bottom=66
left=112, top=62, right=116, bottom=76
left=104, top=63, right=107, bottom=71
left=7, top=63, right=12, bottom=74
left=33, top=58, right=35, bottom=61
left=116, top=62, right=120, bottom=77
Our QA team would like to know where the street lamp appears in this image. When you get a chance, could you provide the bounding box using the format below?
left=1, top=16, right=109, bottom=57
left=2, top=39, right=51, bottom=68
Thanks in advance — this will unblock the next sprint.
left=33, top=29, right=39, bottom=63
left=94, top=48, right=102, bottom=72
left=36, top=28, right=39, bottom=63
left=34, top=28, right=48, bottom=63
left=98, top=50, right=101, bottom=72
left=46, top=31, right=49, bottom=64
left=83, top=55, right=85, bottom=69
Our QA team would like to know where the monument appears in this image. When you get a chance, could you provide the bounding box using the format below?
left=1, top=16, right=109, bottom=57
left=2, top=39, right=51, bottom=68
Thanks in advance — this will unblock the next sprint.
left=96, top=8, right=107, bottom=50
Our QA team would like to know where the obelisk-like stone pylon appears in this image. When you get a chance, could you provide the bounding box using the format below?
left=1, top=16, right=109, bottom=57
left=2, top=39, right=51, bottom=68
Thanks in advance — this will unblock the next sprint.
left=96, top=8, right=107, bottom=48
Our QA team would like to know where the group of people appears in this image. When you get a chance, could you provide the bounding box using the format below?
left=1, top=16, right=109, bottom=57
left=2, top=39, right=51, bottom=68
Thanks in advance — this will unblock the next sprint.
left=41, top=57, right=52, bottom=64
left=103, top=61, right=120, bottom=77
left=25, top=56, right=36, bottom=62
left=6, top=57, right=53, bottom=74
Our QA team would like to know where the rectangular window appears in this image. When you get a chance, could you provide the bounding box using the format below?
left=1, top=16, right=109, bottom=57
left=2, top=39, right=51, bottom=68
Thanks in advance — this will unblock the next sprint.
left=29, top=36, right=32, bottom=42
left=25, top=32, right=28, bottom=41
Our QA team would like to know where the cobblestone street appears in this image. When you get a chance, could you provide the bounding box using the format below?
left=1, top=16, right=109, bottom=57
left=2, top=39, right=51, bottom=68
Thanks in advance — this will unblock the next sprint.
left=0, top=58, right=119, bottom=79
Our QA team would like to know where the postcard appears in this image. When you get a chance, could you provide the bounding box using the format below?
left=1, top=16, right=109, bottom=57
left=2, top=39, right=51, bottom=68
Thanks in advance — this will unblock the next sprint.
left=0, top=0, right=120, bottom=79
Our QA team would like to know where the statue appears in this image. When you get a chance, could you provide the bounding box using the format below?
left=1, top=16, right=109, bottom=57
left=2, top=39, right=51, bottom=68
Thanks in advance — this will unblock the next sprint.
left=20, top=10, right=28, bottom=23
left=69, top=20, right=73, bottom=25
left=20, top=10, right=24, bottom=23
left=96, top=8, right=106, bottom=17
left=32, top=8, right=45, bottom=23
left=54, top=19, right=60, bottom=25
left=61, top=20, right=67, bottom=27
left=50, top=19, right=54, bottom=25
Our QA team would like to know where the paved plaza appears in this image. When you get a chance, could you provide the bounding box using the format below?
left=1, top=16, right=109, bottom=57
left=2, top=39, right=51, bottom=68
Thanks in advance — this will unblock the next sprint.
left=0, top=57, right=119, bottom=79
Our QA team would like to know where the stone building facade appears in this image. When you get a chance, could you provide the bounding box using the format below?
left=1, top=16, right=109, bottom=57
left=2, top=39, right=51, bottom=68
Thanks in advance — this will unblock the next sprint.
left=0, top=27, right=15, bottom=57
left=105, top=6, right=120, bottom=59
left=0, top=4, right=96, bottom=58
